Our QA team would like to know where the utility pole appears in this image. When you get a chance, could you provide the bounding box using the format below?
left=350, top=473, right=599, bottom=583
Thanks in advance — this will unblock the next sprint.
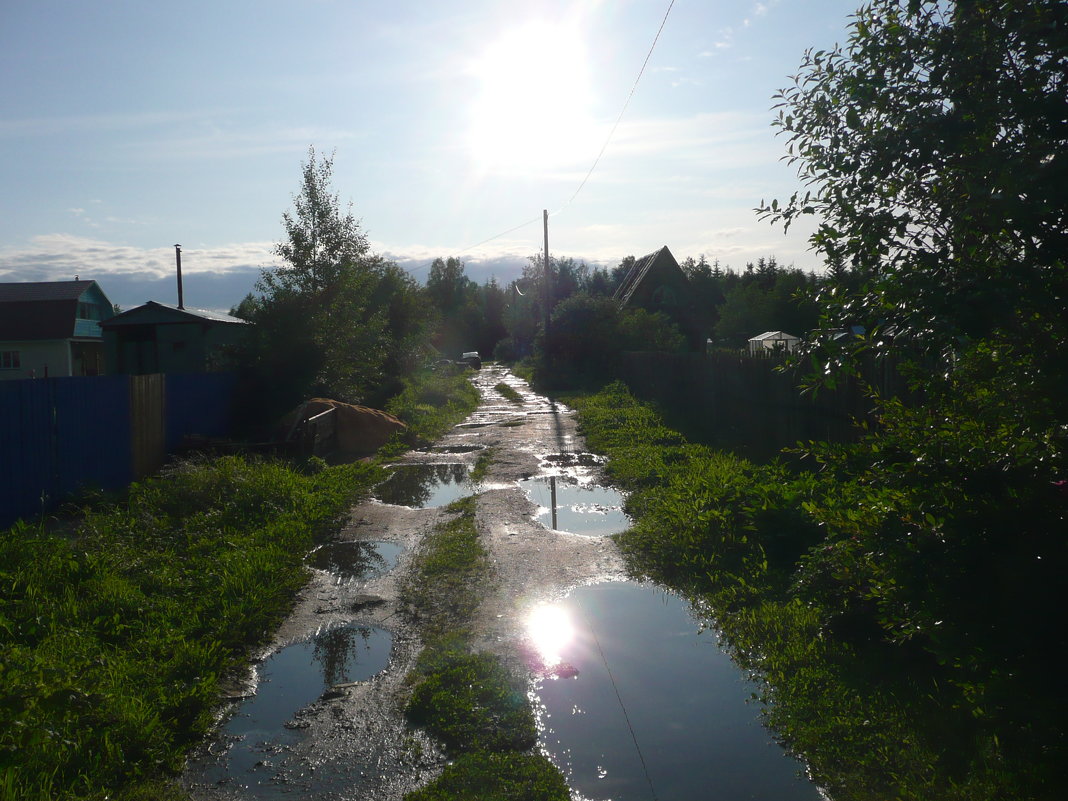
left=174, top=244, right=185, bottom=310
left=542, top=210, right=551, bottom=348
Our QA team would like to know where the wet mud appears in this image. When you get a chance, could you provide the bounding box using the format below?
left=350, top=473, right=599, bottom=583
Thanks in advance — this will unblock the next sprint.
left=181, top=364, right=626, bottom=800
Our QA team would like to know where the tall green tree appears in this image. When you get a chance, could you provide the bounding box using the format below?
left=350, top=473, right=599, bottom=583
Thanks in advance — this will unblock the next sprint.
left=760, top=0, right=1067, bottom=372
left=237, top=147, right=427, bottom=417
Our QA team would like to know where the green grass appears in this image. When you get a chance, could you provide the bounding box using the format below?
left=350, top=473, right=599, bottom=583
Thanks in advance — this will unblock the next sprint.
left=400, top=496, right=490, bottom=641
left=384, top=369, right=480, bottom=453
left=0, top=455, right=383, bottom=801
left=400, top=497, right=567, bottom=801
left=403, top=752, right=570, bottom=801
left=494, top=382, right=524, bottom=405
left=470, top=449, right=494, bottom=483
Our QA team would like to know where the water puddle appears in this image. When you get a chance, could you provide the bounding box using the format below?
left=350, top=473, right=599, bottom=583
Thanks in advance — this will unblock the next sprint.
left=528, top=582, right=821, bottom=801
left=374, top=463, right=476, bottom=508
left=307, top=540, right=402, bottom=583
left=519, top=476, right=629, bottom=537
left=194, top=624, right=392, bottom=793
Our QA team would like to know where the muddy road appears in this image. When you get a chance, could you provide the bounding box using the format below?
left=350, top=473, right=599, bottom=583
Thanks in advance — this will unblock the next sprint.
left=182, top=364, right=626, bottom=801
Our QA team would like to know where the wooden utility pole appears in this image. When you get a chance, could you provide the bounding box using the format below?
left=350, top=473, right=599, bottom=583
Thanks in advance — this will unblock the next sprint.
left=542, top=210, right=550, bottom=345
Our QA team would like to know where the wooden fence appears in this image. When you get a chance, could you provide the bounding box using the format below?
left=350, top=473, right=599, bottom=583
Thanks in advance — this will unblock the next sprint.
left=615, top=350, right=916, bottom=460
left=1, top=372, right=238, bottom=528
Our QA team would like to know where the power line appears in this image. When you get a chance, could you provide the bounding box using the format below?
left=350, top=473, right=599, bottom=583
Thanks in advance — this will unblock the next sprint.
left=580, top=601, right=660, bottom=801
left=555, top=0, right=676, bottom=215
left=405, top=0, right=676, bottom=274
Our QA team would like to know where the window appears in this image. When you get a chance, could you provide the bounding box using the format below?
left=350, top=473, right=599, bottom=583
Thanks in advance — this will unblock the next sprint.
left=0, top=351, right=20, bottom=370
left=77, top=302, right=99, bottom=320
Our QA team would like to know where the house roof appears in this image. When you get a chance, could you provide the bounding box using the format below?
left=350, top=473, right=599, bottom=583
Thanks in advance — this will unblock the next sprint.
left=749, top=330, right=800, bottom=342
left=0, top=279, right=98, bottom=303
left=0, top=280, right=109, bottom=341
left=613, top=246, right=681, bottom=307
left=101, top=300, right=249, bottom=327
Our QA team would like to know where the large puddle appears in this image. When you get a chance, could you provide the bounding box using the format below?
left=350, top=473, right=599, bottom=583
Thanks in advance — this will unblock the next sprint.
left=519, top=476, right=630, bottom=537
left=374, top=463, right=476, bottom=508
left=194, top=624, right=392, bottom=794
left=307, top=540, right=402, bottom=583
left=528, top=582, right=822, bottom=801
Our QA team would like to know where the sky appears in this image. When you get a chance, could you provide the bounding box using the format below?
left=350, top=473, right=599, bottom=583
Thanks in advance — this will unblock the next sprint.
left=0, top=0, right=861, bottom=312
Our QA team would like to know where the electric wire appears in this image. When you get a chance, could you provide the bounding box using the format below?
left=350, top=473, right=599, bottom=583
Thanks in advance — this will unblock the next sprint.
left=404, top=0, right=676, bottom=275
left=554, top=0, right=676, bottom=216
left=579, top=602, right=660, bottom=801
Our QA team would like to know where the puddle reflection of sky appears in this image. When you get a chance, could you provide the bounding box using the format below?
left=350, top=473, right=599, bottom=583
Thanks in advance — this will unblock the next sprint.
left=374, top=463, right=475, bottom=508
left=530, top=582, right=823, bottom=801
left=195, top=624, right=392, bottom=794
left=519, top=476, right=630, bottom=537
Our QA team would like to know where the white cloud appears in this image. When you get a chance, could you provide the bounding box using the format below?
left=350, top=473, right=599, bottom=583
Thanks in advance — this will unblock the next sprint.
left=0, top=235, right=276, bottom=310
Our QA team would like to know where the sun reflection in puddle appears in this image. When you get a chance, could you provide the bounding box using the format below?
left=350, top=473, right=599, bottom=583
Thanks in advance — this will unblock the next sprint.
left=526, top=604, right=575, bottom=671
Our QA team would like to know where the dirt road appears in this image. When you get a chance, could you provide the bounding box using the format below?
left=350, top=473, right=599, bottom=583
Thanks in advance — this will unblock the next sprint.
left=182, top=364, right=626, bottom=800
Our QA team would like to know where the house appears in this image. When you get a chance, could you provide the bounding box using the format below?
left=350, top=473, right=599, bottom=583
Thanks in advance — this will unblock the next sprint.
left=0, top=279, right=115, bottom=380
left=613, top=246, right=705, bottom=350
left=747, top=330, right=801, bottom=355
left=101, top=301, right=250, bottom=375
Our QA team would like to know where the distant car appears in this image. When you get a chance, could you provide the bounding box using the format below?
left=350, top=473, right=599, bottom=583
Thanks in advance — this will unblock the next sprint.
left=460, top=351, right=482, bottom=370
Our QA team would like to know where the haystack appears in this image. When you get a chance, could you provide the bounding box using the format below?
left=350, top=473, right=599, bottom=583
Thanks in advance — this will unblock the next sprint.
left=282, top=398, right=407, bottom=454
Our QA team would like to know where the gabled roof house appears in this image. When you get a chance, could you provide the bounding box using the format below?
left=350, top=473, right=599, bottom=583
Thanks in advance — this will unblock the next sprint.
left=0, top=280, right=115, bottom=380
left=100, top=301, right=249, bottom=375
left=613, top=246, right=705, bottom=350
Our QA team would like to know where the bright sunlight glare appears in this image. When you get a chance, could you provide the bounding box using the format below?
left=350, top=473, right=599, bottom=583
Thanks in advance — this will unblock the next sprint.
left=526, top=604, right=575, bottom=668
left=466, top=21, right=603, bottom=175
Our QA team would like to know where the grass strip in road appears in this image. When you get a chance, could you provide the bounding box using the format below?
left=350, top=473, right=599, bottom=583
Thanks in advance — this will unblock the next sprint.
left=404, top=752, right=570, bottom=801
left=400, top=496, right=567, bottom=801
left=494, top=382, right=524, bottom=404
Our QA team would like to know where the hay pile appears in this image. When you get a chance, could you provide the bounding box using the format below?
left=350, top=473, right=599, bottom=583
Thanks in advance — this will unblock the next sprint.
left=282, top=398, right=406, bottom=454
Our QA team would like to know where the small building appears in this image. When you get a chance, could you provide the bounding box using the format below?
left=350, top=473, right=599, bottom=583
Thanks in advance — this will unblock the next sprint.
left=101, top=301, right=249, bottom=375
left=0, top=279, right=115, bottom=380
left=748, top=330, right=801, bottom=356
left=613, top=246, right=705, bottom=350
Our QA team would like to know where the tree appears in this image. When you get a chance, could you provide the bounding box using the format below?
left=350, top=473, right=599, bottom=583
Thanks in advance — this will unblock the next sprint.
left=238, top=147, right=426, bottom=416
left=756, top=5, right=1068, bottom=787
left=760, top=0, right=1067, bottom=371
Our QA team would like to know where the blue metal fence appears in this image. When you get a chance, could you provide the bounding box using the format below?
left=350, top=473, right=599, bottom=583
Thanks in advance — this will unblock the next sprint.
left=165, top=372, right=238, bottom=452
left=1, top=373, right=238, bottom=529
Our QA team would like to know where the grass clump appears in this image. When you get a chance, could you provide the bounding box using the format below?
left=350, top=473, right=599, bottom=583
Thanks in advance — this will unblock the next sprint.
left=400, top=496, right=488, bottom=640
left=0, top=455, right=382, bottom=801
left=494, top=382, right=524, bottom=404
left=404, top=752, right=570, bottom=801
left=470, top=448, right=494, bottom=483
left=400, top=496, right=566, bottom=801
left=406, top=647, right=535, bottom=753
left=385, top=369, right=480, bottom=451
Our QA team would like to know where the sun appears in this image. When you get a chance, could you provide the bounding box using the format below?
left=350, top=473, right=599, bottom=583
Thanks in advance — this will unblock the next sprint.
left=526, top=604, right=575, bottom=668
left=466, top=21, right=602, bottom=175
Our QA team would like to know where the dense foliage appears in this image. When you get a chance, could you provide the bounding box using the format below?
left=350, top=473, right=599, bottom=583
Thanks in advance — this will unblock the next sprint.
left=0, top=456, right=383, bottom=801
left=760, top=0, right=1067, bottom=376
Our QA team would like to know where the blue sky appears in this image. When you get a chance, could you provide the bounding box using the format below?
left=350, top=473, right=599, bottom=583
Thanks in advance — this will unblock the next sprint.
left=0, top=0, right=859, bottom=311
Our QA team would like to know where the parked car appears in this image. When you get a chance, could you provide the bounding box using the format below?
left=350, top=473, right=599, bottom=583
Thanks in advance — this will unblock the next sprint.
left=460, top=351, right=482, bottom=370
